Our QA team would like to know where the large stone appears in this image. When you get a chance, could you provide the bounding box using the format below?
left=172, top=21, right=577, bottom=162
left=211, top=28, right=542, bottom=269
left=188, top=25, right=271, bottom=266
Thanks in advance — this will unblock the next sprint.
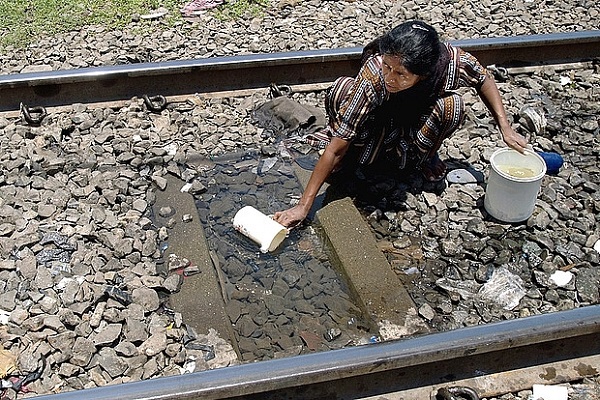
left=315, top=196, right=427, bottom=340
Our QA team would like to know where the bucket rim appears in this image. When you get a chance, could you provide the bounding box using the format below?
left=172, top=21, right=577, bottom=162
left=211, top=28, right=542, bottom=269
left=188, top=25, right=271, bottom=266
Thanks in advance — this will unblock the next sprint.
left=489, top=147, right=547, bottom=182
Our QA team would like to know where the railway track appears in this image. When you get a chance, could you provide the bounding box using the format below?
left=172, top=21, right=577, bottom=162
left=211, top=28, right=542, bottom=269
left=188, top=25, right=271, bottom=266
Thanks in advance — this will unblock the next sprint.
left=0, top=31, right=599, bottom=112
left=1, top=32, right=599, bottom=399
left=30, top=306, right=600, bottom=399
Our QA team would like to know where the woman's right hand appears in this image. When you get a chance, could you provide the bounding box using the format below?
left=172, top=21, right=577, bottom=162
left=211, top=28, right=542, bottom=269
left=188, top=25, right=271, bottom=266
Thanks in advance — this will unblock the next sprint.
left=274, top=137, right=350, bottom=228
left=273, top=204, right=310, bottom=228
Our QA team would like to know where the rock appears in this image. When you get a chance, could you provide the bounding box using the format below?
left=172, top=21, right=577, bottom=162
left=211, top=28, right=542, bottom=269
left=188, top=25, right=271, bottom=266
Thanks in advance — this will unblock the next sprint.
left=71, top=337, right=96, bottom=367
left=131, top=287, right=160, bottom=312
left=138, top=332, right=167, bottom=357
left=93, top=323, right=123, bottom=346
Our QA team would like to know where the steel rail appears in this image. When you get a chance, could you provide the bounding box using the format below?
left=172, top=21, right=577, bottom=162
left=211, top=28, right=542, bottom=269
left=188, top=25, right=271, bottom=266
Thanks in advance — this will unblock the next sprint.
left=1, top=31, right=599, bottom=111
left=32, top=305, right=600, bottom=400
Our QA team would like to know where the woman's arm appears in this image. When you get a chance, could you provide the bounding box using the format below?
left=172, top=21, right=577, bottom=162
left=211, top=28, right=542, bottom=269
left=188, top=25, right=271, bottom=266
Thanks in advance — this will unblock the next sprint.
left=478, top=76, right=528, bottom=153
left=273, top=137, right=350, bottom=228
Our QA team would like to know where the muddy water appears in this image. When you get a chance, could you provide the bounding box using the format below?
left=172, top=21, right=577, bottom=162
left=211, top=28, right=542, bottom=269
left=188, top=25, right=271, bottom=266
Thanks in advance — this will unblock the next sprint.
left=192, top=150, right=374, bottom=362
left=496, top=165, right=538, bottom=179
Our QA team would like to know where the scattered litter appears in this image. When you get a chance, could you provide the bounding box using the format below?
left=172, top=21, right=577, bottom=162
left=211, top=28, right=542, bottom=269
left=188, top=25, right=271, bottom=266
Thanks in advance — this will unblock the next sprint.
left=183, top=265, right=200, bottom=276
left=180, top=183, right=192, bottom=193
left=278, top=143, right=294, bottom=161
left=536, top=151, right=563, bottom=175
left=560, top=75, right=572, bottom=86
left=478, top=267, right=526, bottom=310
left=487, top=64, right=509, bottom=81
left=185, top=343, right=216, bottom=361
left=253, top=96, right=327, bottom=142
left=324, top=328, right=342, bottom=342
left=519, top=105, right=547, bottom=135
left=376, top=317, right=428, bottom=341
left=181, top=358, right=196, bottom=374
left=234, top=160, right=258, bottom=170
left=37, top=233, right=76, bottom=272
left=258, top=157, right=278, bottom=174
left=0, top=310, right=10, bottom=325
left=104, top=285, right=132, bottom=306
left=0, top=349, right=17, bottom=378
left=40, top=232, right=74, bottom=249
left=1, top=356, right=45, bottom=394
left=550, top=270, right=573, bottom=287
left=532, top=384, right=568, bottom=400
left=594, top=239, right=600, bottom=254
left=181, top=0, right=224, bottom=16
left=446, top=168, right=483, bottom=184
left=164, top=143, right=178, bottom=156
left=168, top=254, right=191, bottom=271
left=403, top=266, right=420, bottom=276
left=141, top=7, right=168, bottom=19
left=367, top=209, right=383, bottom=222
left=436, top=278, right=480, bottom=301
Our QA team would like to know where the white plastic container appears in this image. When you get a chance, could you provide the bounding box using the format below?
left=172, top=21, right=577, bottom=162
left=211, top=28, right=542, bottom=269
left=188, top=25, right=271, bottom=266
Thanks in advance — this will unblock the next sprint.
left=484, top=148, right=546, bottom=223
left=232, top=206, right=287, bottom=252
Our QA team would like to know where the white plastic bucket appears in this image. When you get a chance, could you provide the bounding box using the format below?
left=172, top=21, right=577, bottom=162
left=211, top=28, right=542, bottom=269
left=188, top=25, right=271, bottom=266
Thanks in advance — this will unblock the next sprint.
left=232, top=206, right=287, bottom=252
left=484, top=148, right=546, bottom=223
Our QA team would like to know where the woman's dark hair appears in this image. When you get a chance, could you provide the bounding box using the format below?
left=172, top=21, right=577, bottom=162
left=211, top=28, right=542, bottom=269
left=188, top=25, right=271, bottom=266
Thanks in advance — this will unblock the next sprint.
left=378, top=20, right=441, bottom=77
left=361, top=20, right=450, bottom=112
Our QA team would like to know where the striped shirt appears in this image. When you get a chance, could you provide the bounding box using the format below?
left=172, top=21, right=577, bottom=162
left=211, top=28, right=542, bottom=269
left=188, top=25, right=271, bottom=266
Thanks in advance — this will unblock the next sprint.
left=312, top=43, right=488, bottom=161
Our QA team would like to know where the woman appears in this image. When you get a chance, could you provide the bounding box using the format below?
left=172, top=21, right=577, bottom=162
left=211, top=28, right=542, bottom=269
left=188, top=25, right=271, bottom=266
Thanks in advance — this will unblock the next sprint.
left=274, top=20, right=528, bottom=228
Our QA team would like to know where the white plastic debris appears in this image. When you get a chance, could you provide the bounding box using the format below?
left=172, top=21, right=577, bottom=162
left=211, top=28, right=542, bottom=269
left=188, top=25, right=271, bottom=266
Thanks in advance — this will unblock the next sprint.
left=0, top=310, right=10, bottom=325
left=594, top=239, right=600, bottom=254
left=446, top=168, right=479, bottom=184
left=56, top=276, right=85, bottom=290
left=560, top=75, right=572, bottom=86
left=478, top=267, right=526, bottom=310
left=532, top=384, right=568, bottom=400
left=550, top=270, right=573, bottom=287
left=164, top=143, right=178, bottom=156
left=277, top=143, right=293, bottom=161
left=141, top=7, right=168, bottom=19
left=259, top=157, right=278, bottom=174
left=180, top=183, right=192, bottom=193
left=180, top=358, right=196, bottom=374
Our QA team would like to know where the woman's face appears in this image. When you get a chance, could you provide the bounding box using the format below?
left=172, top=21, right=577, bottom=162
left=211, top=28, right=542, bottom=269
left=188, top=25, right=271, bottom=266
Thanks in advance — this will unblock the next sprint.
left=381, top=54, right=422, bottom=93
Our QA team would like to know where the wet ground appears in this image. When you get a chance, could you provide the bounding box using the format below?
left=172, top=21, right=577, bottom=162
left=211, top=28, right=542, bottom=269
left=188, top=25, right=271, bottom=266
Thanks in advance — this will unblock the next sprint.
left=188, top=150, right=374, bottom=361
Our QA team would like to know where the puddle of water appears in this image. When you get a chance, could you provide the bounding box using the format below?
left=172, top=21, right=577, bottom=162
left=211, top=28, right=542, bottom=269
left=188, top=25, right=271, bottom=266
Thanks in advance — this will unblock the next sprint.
left=193, top=150, right=374, bottom=361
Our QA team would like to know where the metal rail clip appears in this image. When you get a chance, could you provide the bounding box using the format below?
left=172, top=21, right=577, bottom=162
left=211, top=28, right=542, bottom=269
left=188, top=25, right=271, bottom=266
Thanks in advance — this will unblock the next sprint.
left=20, top=103, right=47, bottom=125
left=436, top=386, right=480, bottom=400
left=143, top=94, right=168, bottom=113
left=269, top=83, right=293, bottom=98
left=487, top=64, right=509, bottom=82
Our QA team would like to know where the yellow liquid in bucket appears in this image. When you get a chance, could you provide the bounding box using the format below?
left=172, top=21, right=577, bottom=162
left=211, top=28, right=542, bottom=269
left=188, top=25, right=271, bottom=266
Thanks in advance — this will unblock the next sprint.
left=497, top=164, right=537, bottom=178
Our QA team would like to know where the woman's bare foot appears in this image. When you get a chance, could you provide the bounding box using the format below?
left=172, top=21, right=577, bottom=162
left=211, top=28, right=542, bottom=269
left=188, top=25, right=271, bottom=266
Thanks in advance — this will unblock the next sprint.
left=420, top=153, right=447, bottom=182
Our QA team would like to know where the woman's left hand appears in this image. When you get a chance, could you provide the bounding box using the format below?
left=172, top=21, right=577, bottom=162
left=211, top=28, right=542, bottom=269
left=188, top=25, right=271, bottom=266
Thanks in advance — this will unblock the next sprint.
left=502, top=126, right=529, bottom=153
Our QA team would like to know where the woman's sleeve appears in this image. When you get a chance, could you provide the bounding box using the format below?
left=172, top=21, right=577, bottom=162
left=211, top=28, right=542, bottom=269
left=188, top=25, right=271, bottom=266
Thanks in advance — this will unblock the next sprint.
left=330, top=59, right=382, bottom=141
left=457, top=48, right=488, bottom=89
